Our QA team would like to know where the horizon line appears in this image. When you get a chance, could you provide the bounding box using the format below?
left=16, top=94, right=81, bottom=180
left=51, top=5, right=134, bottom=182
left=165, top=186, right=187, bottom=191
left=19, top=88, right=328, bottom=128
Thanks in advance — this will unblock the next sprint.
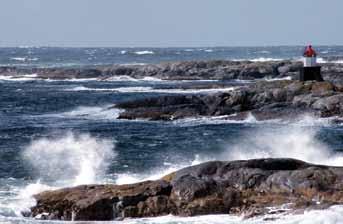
left=1, top=44, right=343, bottom=49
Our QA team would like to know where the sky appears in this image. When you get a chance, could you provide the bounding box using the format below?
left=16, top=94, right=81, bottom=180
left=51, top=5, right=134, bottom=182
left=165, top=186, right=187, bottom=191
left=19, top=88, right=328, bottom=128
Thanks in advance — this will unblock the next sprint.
left=0, top=0, right=342, bottom=47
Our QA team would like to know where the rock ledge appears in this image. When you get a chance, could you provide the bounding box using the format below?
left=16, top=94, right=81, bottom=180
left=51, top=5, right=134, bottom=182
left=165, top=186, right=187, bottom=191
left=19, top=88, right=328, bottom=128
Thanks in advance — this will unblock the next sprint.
left=26, top=158, right=343, bottom=221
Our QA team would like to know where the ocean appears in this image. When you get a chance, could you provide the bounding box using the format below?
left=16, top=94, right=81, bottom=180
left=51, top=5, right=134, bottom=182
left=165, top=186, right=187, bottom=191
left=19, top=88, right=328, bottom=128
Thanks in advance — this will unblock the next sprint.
left=1, top=46, right=343, bottom=68
left=1, top=46, right=343, bottom=224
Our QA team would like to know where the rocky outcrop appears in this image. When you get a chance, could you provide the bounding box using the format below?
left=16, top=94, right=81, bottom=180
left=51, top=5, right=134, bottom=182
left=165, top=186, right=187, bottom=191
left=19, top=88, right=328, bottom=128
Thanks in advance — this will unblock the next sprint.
left=26, top=158, right=343, bottom=221
left=100, top=60, right=301, bottom=81
left=117, top=80, right=343, bottom=121
left=1, top=60, right=343, bottom=83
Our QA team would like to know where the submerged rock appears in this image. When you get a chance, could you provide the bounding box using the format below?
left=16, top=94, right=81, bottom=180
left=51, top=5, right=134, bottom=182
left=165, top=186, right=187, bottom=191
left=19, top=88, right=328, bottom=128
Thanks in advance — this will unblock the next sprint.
left=117, top=80, right=343, bottom=121
left=26, top=158, right=343, bottom=221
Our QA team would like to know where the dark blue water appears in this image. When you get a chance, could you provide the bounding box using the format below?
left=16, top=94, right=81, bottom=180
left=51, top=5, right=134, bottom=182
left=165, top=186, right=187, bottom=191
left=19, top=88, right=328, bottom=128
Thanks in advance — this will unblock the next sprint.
left=1, top=46, right=343, bottom=68
left=1, top=47, right=343, bottom=223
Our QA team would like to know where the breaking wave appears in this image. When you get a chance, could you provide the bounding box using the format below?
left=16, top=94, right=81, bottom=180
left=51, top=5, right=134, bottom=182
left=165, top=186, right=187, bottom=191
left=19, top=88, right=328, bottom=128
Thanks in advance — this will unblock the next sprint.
left=134, top=50, right=155, bottom=55
left=114, top=154, right=205, bottom=185
left=249, top=57, right=283, bottom=62
left=102, top=75, right=163, bottom=82
left=10, top=57, right=39, bottom=62
left=0, top=74, right=99, bottom=82
left=171, top=113, right=336, bottom=127
left=68, top=86, right=235, bottom=94
left=40, top=105, right=122, bottom=121
left=317, top=57, right=343, bottom=64
left=0, top=74, right=38, bottom=81
left=224, top=124, right=343, bottom=166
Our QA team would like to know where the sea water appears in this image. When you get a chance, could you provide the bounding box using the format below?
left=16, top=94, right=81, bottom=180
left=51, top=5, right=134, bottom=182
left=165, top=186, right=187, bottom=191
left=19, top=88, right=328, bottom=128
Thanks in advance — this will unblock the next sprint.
left=1, top=47, right=343, bottom=224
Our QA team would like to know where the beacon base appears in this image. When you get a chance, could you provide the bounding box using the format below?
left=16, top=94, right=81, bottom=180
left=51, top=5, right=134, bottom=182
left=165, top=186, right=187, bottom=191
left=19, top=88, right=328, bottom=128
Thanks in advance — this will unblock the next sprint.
left=299, top=66, right=323, bottom=82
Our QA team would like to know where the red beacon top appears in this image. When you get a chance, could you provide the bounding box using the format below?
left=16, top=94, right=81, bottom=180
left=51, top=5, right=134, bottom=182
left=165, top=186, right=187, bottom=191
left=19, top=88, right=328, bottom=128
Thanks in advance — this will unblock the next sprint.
left=303, top=45, right=317, bottom=57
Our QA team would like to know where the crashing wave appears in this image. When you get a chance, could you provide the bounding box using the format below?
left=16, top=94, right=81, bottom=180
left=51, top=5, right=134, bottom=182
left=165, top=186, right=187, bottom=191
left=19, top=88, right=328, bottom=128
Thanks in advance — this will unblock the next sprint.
left=0, top=132, right=116, bottom=220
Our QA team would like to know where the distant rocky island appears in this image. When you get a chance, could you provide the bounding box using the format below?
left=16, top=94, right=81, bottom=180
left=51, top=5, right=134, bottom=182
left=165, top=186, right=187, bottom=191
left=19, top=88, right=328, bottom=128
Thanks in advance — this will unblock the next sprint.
left=1, top=60, right=343, bottom=84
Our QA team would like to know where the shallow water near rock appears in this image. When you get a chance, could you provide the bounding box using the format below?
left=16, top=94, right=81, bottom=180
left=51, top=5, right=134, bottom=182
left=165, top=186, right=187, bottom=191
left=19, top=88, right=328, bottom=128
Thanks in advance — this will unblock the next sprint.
left=1, top=47, right=343, bottom=223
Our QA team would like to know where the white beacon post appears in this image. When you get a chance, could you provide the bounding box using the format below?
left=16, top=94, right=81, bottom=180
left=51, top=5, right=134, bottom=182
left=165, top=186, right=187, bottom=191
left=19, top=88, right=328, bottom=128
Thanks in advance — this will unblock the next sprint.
left=303, top=54, right=317, bottom=67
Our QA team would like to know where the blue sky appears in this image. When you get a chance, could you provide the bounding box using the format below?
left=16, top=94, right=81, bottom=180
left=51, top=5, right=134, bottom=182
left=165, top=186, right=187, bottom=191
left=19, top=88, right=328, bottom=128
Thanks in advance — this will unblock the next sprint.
left=0, top=0, right=342, bottom=47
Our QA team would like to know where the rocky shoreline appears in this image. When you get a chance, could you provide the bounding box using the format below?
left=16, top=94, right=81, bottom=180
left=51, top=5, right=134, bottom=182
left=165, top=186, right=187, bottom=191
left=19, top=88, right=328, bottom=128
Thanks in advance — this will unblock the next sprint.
left=116, top=80, right=343, bottom=121
left=1, top=60, right=343, bottom=83
left=26, top=158, right=343, bottom=221
left=15, top=60, right=343, bottom=221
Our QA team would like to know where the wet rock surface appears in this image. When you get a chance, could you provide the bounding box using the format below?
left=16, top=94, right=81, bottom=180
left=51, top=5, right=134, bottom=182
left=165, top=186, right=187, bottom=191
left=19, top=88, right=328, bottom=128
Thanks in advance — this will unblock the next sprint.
left=117, top=80, right=343, bottom=121
left=26, top=158, right=343, bottom=221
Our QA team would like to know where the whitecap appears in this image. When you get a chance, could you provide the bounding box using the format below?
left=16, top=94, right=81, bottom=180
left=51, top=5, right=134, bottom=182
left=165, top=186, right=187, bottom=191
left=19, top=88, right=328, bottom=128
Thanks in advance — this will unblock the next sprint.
left=10, top=57, right=26, bottom=62
left=317, top=57, right=343, bottom=64
left=48, top=78, right=98, bottom=82
left=134, top=50, right=154, bottom=55
left=257, top=50, right=271, bottom=54
left=42, top=105, right=122, bottom=121
left=171, top=113, right=273, bottom=126
left=317, top=57, right=328, bottom=63
left=102, top=76, right=163, bottom=82
left=101, top=76, right=223, bottom=83
left=10, top=57, right=38, bottom=62
left=171, top=113, right=337, bottom=127
left=68, top=86, right=236, bottom=94
left=0, top=74, right=38, bottom=81
left=204, top=49, right=214, bottom=53
left=263, top=76, right=292, bottom=81
left=249, top=57, right=283, bottom=62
